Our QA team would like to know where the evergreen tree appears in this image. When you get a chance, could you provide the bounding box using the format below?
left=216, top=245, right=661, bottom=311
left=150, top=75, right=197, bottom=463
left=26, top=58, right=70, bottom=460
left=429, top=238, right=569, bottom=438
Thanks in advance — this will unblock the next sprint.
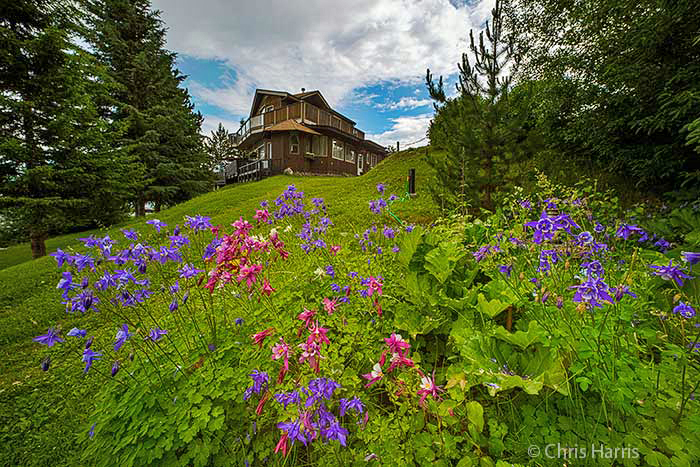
left=0, top=0, right=135, bottom=257
left=508, top=0, right=700, bottom=193
left=205, top=122, right=238, bottom=171
left=426, top=0, right=535, bottom=212
left=87, top=0, right=210, bottom=216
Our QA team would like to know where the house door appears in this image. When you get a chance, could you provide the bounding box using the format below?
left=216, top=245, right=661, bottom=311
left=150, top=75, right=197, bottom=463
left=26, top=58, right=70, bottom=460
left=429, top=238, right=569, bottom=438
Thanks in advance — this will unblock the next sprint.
left=357, top=154, right=363, bottom=175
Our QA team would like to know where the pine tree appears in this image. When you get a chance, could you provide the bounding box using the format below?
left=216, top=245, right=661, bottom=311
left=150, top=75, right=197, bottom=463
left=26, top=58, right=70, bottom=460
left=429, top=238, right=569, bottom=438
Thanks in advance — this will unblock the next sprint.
left=205, top=123, right=238, bottom=171
left=87, top=0, right=210, bottom=216
left=426, top=0, right=533, bottom=212
left=0, top=0, right=135, bottom=257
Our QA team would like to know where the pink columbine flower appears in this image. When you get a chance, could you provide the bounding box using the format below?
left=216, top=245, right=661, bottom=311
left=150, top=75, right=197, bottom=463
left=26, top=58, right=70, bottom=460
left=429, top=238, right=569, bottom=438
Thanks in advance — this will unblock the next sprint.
left=237, top=263, right=263, bottom=289
left=298, top=341, right=323, bottom=373
left=307, top=321, right=330, bottom=346
left=252, top=328, right=275, bottom=348
left=323, top=297, right=338, bottom=315
left=274, top=432, right=289, bottom=456
left=367, top=276, right=383, bottom=296
left=362, top=363, right=384, bottom=387
left=253, top=209, right=269, bottom=223
left=384, top=333, right=410, bottom=354
left=417, top=370, right=443, bottom=404
left=256, top=392, right=270, bottom=415
left=330, top=245, right=341, bottom=255
left=297, top=308, right=316, bottom=335
left=232, top=217, right=253, bottom=237
left=210, top=225, right=222, bottom=237
left=373, top=298, right=383, bottom=317
left=271, top=337, right=290, bottom=383
left=387, top=352, right=415, bottom=373
left=261, top=278, right=276, bottom=296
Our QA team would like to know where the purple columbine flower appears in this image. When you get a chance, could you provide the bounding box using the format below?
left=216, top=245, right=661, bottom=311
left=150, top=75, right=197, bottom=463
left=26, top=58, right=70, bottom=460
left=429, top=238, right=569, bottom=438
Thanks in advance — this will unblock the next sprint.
left=82, top=348, right=102, bottom=373
left=681, top=252, right=700, bottom=265
left=325, top=265, right=335, bottom=278
left=577, top=231, right=594, bottom=245
left=499, top=264, right=512, bottom=278
left=392, top=245, right=400, bottom=253
left=111, top=361, right=120, bottom=377
left=612, top=285, right=637, bottom=302
left=146, top=219, right=168, bottom=233
left=57, top=271, right=75, bottom=296
left=376, top=183, right=385, bottom=194
left=655, top=238, right=671, bottom=252
left=235, top=318, right=244, bottom=326
left=322, top=421, right=349, bottom=446
left=570, top=278, right=614, bottom=308
left=178, top=263, right=204, bottom=279
left=615, top=223, right=644, bottom=240
left=33, top=327, right=64, bottom=347
left=524, top=212, right=556, bottom=244
left=275, top=391, right=301, bottom=409
left=169, top=297, right=178, bottom=312
left=581, top=260, right=605, bottom=279
left=673, top=301, right=696, bottom=319
left=148, top=328, right=168, bottom=342
left=184, top=215, right=212, bottom=232
left=277, top=419, right=308, bottom=446
left=244, top=370, right=269, bottom=400
left=49, top=248, right=71, bottom=268
left=114, top=324, right=132, bottom=351
left=339, top=396, right=365, bottom=416
left=88, top=423, right=96, bottom=439
left=650, top=260, right=695, bottom=287
left=67, top=328, right=87, bottom=338
left=121, top=229, right=138, bottom=241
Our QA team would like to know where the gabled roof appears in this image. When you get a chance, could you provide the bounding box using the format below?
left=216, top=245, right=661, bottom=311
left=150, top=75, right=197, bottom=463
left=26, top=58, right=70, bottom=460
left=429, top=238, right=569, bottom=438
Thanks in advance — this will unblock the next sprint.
left=249, top=89, right=356, bottom=125
left=266, top=119, right=321, bottom=135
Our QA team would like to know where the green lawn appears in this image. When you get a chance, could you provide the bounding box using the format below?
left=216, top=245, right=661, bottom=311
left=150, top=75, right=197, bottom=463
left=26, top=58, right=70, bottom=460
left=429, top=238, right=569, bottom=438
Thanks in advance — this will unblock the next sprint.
left=0, top=147, right=438, bottom=466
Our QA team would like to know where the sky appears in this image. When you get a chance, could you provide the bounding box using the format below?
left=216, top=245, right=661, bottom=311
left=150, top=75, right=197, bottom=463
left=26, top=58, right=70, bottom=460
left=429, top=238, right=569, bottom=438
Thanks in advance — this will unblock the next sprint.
left=151, top=0, right=494, bottom=149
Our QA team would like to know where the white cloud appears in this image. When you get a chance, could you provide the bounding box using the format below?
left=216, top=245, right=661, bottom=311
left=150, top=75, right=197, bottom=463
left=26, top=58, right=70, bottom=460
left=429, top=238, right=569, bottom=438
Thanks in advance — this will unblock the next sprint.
left=201, top=116, right=245, bottom=136
left=366, top=114, right=433, bottom=148
left=153, top=0, right=494, bottom=119
left=377, top=96, right=433, bottom=111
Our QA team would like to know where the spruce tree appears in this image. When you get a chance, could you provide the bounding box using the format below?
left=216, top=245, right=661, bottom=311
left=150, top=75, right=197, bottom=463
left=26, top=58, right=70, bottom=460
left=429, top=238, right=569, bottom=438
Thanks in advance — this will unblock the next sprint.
left=426, top=0, right=533, bottom=212
left=0, top=0, right=135, bottom=257
left=205, top=123, right=238, bottom=171
left=87, top=0, right=210, bottom=216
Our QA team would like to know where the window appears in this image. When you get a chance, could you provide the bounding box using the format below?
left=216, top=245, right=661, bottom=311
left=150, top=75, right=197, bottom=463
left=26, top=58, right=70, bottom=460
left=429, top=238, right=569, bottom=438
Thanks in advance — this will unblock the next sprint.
left=345, top=148, right=355, bottom=163
left=256, top=144, right=265, bottom=160
left=267, top=142, right=272, bottom=159
left=332, top=139, right=344, bottom=160
left=264, top=105, right=274, bottom=113
left=312, top=135, right=325, bottom=156
left=290, top=133, right=299, bottom=154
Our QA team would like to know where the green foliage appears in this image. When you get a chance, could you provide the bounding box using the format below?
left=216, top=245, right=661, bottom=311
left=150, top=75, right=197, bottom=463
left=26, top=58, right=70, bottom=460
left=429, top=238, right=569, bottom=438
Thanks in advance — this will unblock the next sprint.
left=0, top=0, right=135, bottom=255
left=509, top=0, right=700, bottom=193
left=87, top=0, right=211, bottom=214
left=426, top=0, right=540, bottom=213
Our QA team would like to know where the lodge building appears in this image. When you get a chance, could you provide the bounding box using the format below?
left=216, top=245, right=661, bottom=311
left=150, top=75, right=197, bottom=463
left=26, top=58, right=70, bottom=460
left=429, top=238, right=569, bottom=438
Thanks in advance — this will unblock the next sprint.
left=227, top=89, right=387, bottom=181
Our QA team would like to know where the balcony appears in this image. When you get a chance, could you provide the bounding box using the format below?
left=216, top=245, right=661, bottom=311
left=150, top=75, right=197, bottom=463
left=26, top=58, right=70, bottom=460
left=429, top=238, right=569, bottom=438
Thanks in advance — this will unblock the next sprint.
left=231, top=101, right=365, bottom=147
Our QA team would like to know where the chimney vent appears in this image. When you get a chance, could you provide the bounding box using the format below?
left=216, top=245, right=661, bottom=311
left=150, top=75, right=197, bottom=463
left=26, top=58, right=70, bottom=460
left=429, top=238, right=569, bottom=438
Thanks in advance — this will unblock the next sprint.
left=301, top=87, right=306, bottom=93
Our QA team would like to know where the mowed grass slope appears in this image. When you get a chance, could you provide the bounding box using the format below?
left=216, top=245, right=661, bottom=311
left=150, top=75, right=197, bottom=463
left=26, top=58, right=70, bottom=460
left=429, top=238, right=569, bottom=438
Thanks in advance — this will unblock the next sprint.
left=0, top=147, right=438, bottom=466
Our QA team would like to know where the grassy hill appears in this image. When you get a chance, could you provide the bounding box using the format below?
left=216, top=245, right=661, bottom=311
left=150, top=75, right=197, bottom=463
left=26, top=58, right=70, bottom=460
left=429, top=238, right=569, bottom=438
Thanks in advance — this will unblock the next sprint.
left=0, top=147, right=438, bottom=466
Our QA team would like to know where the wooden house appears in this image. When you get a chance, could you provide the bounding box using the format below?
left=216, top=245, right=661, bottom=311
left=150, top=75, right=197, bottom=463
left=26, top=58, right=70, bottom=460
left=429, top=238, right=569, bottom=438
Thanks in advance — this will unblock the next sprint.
left=229, top=89, right=387, bottom=181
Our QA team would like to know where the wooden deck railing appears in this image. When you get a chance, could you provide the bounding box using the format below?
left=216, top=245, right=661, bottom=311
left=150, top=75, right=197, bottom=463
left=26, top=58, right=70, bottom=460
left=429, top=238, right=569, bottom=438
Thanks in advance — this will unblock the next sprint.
left=231, top=101, right=364, bottom=145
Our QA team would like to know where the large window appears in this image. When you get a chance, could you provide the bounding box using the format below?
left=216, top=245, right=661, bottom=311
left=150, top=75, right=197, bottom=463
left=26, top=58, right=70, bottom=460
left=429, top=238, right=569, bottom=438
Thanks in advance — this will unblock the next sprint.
left=256, top=144, right=265, bottom=160
left=312, top=135, right=326, bottom=156
left=345, top=147, right=355, bottom=163
left=290, top=133, right=299, bottom=154
left=332, top=139, right=344, bottom=160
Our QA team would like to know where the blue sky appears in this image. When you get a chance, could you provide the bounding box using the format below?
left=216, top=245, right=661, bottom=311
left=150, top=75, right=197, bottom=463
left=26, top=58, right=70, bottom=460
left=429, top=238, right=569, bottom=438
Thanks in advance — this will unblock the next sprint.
left=153, top=0, right=493, bottom=148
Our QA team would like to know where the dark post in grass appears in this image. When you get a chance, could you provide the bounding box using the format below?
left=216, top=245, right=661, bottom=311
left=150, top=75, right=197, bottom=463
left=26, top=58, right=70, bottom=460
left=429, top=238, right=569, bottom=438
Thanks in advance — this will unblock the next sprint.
left=408, top=168, right=416, bottom=197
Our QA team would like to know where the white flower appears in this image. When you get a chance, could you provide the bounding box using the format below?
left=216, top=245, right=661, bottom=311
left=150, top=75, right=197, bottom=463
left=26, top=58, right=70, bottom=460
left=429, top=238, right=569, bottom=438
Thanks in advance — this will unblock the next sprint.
left=371, top=363, right=383, bottom=379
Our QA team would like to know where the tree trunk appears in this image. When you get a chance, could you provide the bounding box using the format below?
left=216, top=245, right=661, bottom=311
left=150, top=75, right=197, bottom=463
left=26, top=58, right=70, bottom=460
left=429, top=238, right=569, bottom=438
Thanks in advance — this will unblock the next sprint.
left=30, top=230, right=47, bottom=259
left=135, top=196, right=146, bottom=217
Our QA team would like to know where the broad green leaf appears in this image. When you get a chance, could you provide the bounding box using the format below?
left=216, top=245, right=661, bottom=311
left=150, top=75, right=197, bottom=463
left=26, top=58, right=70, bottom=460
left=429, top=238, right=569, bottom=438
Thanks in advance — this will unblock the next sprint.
left=466, top=401, right=484, bottom=433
